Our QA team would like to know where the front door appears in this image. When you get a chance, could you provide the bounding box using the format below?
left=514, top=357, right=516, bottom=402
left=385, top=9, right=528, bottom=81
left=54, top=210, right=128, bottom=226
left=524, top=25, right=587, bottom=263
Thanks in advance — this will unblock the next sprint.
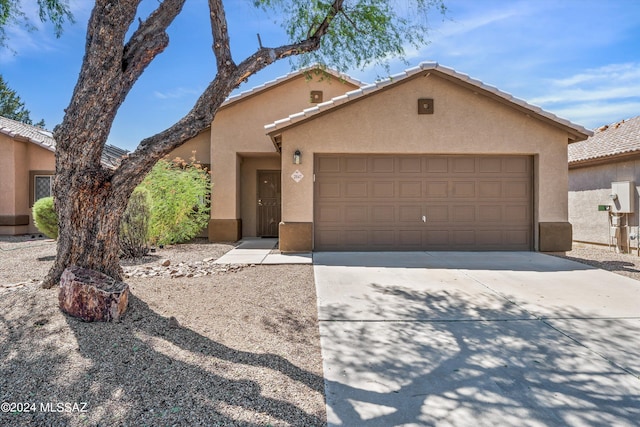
left=257, top=170, right=281, bottom=237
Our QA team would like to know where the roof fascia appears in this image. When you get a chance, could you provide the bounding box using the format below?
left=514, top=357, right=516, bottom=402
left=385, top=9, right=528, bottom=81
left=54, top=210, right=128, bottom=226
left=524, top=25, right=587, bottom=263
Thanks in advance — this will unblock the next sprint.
left=569, top=150, right=640, bottom=169
left=219, top=67, right=362, bottom=112
left=266, top=63, right=593, bottom=144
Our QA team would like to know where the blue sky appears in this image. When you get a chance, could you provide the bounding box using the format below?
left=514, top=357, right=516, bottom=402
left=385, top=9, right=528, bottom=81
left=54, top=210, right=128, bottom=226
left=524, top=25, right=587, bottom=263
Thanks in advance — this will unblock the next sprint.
left=2, top=0, right=640, bottom=151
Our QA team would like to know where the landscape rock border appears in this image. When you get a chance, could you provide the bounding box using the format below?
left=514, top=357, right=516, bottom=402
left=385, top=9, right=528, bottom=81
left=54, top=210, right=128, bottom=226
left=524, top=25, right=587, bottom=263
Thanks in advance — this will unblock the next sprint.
left=123, top=258, right=246, bottom=279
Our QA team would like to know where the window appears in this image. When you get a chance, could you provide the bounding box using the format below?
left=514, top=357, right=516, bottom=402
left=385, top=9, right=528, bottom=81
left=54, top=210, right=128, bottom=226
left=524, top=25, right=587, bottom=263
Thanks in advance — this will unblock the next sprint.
left=34, top=175, right=53, bottom=202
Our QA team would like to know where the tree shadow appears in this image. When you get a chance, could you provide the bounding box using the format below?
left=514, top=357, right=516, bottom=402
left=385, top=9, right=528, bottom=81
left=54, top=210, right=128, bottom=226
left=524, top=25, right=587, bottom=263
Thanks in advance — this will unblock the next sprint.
left=0, top=292, right=325, bottom=426
left=558, top=255, right=640, bottom=274
left=320, top=285, right=640, bottom=426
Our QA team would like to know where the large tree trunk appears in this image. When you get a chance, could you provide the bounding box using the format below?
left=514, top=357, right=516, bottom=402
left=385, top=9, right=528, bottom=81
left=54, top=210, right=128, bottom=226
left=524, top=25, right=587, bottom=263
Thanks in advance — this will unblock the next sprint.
left=42, top=165, right=132, bottom=288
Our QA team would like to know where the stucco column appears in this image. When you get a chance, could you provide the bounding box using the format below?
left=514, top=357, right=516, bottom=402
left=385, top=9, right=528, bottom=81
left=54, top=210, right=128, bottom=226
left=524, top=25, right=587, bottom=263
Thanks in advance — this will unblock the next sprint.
left=209, top=148, right=242, bottom=242
left=279, top=144, right=314, bottom=252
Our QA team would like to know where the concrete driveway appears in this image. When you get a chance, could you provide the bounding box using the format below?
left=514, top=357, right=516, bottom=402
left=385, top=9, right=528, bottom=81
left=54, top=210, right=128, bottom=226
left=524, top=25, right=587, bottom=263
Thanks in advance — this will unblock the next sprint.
left=313, top=252, right=640, bottom=427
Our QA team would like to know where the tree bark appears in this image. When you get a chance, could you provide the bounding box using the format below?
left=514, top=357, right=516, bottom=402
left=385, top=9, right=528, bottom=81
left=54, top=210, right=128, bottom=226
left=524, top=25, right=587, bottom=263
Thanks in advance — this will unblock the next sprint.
left=43, top=165, right=133, bottom=288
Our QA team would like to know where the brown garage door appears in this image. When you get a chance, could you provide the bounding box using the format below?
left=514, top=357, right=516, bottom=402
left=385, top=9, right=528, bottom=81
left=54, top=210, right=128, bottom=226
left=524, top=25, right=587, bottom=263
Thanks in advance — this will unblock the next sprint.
left=314, top=154, right=532, bottom=251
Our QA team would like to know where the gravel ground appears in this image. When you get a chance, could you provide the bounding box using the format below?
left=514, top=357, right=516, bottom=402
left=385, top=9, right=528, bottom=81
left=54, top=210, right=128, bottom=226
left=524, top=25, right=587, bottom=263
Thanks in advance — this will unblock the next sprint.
left=549, top=241, right=640, bottom=281
left=0, top=237, right=325, bottom=426
left=2, top=237, right=640, bottom=426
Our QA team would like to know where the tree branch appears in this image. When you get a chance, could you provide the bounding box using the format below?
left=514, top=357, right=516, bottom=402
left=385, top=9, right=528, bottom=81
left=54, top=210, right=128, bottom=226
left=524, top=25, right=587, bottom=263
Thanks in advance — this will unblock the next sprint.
left=309, top=0, right=344, bottom=39
left=121, top=0, right=186, bottom=90
left=113, top=0, right=347, bottom=189
left=208, top=0, right=235, bottom=73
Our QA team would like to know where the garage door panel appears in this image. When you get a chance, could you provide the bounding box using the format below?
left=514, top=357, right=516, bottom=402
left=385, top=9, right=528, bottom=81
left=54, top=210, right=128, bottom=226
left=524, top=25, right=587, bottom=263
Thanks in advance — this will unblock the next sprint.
left=505, top=181, right=529, bottom=198
left=372, top=157, right=394, bottom=173
left=427, top=158, right=448, bottom=173
left=317, top=156, right=341, bottom=173
left=316, top=205, right=342, bottom=222
left=345, top=230, right=368, bottom=246
left=506, top=230, right=530, bottom=246
left=317, top=181, right=341, bottom=198
left=426, top=206, right=449, bottom=222
left=314, top=154, right=532, bottom=251
left=426, top=230, right=449, bottom=245
left=426, top=181, right=448, bottom=198
left=372, top=230, right=396, bottom=246
left=479, top=181, right=502, bottom=198
left=345, top=181, right=368, bottom=198
left=504, top=157, right=529, bottom=173
left=477, top=230, right=503, bottom=245
left=372, top=181, right=394, bottom=198
left=452, top=230, right=476, bottom=245
left=505, top=205, right=530, bottom=222
left=346, top=157, right=367, bottom=173
left=399, top=230, right=422, bottom=245
left=452, top=181, right=476, bottom=198
left=399, top=181, right=422, bottom=198
left=372, top=205, right=395, bottom=222
left=399, top=205, right=422, bottom=222
left=399, top=157, right=422, bottom=173
left=345, top=206, right=368, bottom=222
left=453, top=205, right=476, bottom=222
left=479, top=157, right=502, bottom=173
left=452, top=157, right=476, bottom=173
left=478, top=205, right=503, bottom=222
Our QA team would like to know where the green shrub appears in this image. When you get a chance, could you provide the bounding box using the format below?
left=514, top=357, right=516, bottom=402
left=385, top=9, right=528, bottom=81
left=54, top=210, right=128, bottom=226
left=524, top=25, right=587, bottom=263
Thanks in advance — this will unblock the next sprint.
left=120, top=187, right=152, bottom=259
left=32, top=196, right=58, bottom=239
left=139, top=156, right=210, bottom=245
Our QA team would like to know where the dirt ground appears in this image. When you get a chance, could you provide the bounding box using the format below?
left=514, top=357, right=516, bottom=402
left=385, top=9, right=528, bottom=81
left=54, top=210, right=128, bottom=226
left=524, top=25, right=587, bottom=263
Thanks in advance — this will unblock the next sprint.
left=0, top=237, right=325, bottom=426
left=2, top=237, right=640, bottom=426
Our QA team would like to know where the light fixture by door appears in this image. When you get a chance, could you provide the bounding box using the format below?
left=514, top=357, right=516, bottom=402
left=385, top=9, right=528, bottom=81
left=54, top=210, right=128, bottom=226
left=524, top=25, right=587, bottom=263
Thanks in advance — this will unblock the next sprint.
left=293, top=149, right=301, bottom=164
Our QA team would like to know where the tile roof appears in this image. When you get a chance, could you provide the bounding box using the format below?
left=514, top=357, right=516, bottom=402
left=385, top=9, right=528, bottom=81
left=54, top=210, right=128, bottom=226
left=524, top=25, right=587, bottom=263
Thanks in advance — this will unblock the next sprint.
left=0, top=115, right=55, bottom=151
left=568, top=115, right=640, bottom=166
left=265, top=61, right=592, bottom=143
left=221, top=65, right=365, bottom=108
left=0, top=115, right=128, bottom=169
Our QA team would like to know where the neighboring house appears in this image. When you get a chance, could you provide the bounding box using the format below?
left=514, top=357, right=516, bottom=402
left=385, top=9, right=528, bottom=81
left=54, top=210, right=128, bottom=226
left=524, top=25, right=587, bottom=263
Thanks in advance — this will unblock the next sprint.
left=569, top=115, right=640, bottom=250
left=203, top=62, right=591, bottom=252
left=0, top=116, right=127, bottom=235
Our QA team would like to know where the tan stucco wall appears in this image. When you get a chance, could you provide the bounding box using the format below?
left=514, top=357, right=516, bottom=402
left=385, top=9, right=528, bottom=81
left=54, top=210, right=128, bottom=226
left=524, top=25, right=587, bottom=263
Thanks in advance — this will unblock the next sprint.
left=240, top=156, right=281, bottom=237
left=276, top=73, right=572, bottom=249
left=0, top=136, right=17, bottom=217
left=0, top=136, right=54, bottom=235
left=569, top=159, right=640, bottom=246
left=166, top=128, right=211, bottom=165
left=210, top=73, right=359, bottom=236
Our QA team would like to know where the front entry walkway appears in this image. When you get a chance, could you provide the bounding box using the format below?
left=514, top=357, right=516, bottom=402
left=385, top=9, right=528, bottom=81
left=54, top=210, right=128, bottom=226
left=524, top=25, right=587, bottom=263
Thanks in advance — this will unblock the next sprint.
left=213, top=238, right=312, bottom=264
left=313, top=251, right=640, bottom=426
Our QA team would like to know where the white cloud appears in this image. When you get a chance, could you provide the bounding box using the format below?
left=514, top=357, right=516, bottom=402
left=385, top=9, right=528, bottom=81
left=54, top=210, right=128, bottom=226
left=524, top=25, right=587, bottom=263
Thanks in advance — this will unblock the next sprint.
left=551, top=63, right=640, bottom=88
left=529, top=63, right=640, bottom=128
left=153, top=87, right=200, bottom=100
left=552, top=101, right=640, bottom=129
left=531, top=63, right=640, bottom=104
left=0, top=0, right=89, bottom=64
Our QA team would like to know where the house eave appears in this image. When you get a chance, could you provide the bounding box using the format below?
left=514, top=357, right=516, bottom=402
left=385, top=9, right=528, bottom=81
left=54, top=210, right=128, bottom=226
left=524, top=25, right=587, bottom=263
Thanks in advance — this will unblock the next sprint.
left=569, top=150, right=640, bottom=169
left=264, top=62, right=593, bottom=143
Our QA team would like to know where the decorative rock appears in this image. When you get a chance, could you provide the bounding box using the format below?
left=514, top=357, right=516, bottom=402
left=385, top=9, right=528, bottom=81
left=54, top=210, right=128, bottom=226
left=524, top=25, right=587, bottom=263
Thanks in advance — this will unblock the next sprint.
left=122, top=258, right=246, bottom=279
left=58, top=266, right=129, bottom=322
left=160, top=259, right=171, bottom=267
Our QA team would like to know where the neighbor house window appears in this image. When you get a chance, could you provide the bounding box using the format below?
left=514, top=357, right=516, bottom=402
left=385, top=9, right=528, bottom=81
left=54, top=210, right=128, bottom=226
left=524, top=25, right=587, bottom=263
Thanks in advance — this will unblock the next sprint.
left=34, top=175, right=53, bottom=202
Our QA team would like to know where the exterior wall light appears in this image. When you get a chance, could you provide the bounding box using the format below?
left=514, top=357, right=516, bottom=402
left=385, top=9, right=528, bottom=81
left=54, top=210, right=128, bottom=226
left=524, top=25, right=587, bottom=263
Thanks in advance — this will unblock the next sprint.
left=293, top=149, right=301, bottom=164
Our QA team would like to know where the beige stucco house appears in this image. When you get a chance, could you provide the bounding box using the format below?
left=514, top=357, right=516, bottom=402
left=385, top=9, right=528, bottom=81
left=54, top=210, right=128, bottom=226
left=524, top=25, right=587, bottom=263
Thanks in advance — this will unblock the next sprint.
left=176, top=68, right=363, bottom=240
left=205, top=62, right=591, bottom=252
left=569, top=116, right=640, bottom=251
left=0, top=116, right=126, bottom=235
